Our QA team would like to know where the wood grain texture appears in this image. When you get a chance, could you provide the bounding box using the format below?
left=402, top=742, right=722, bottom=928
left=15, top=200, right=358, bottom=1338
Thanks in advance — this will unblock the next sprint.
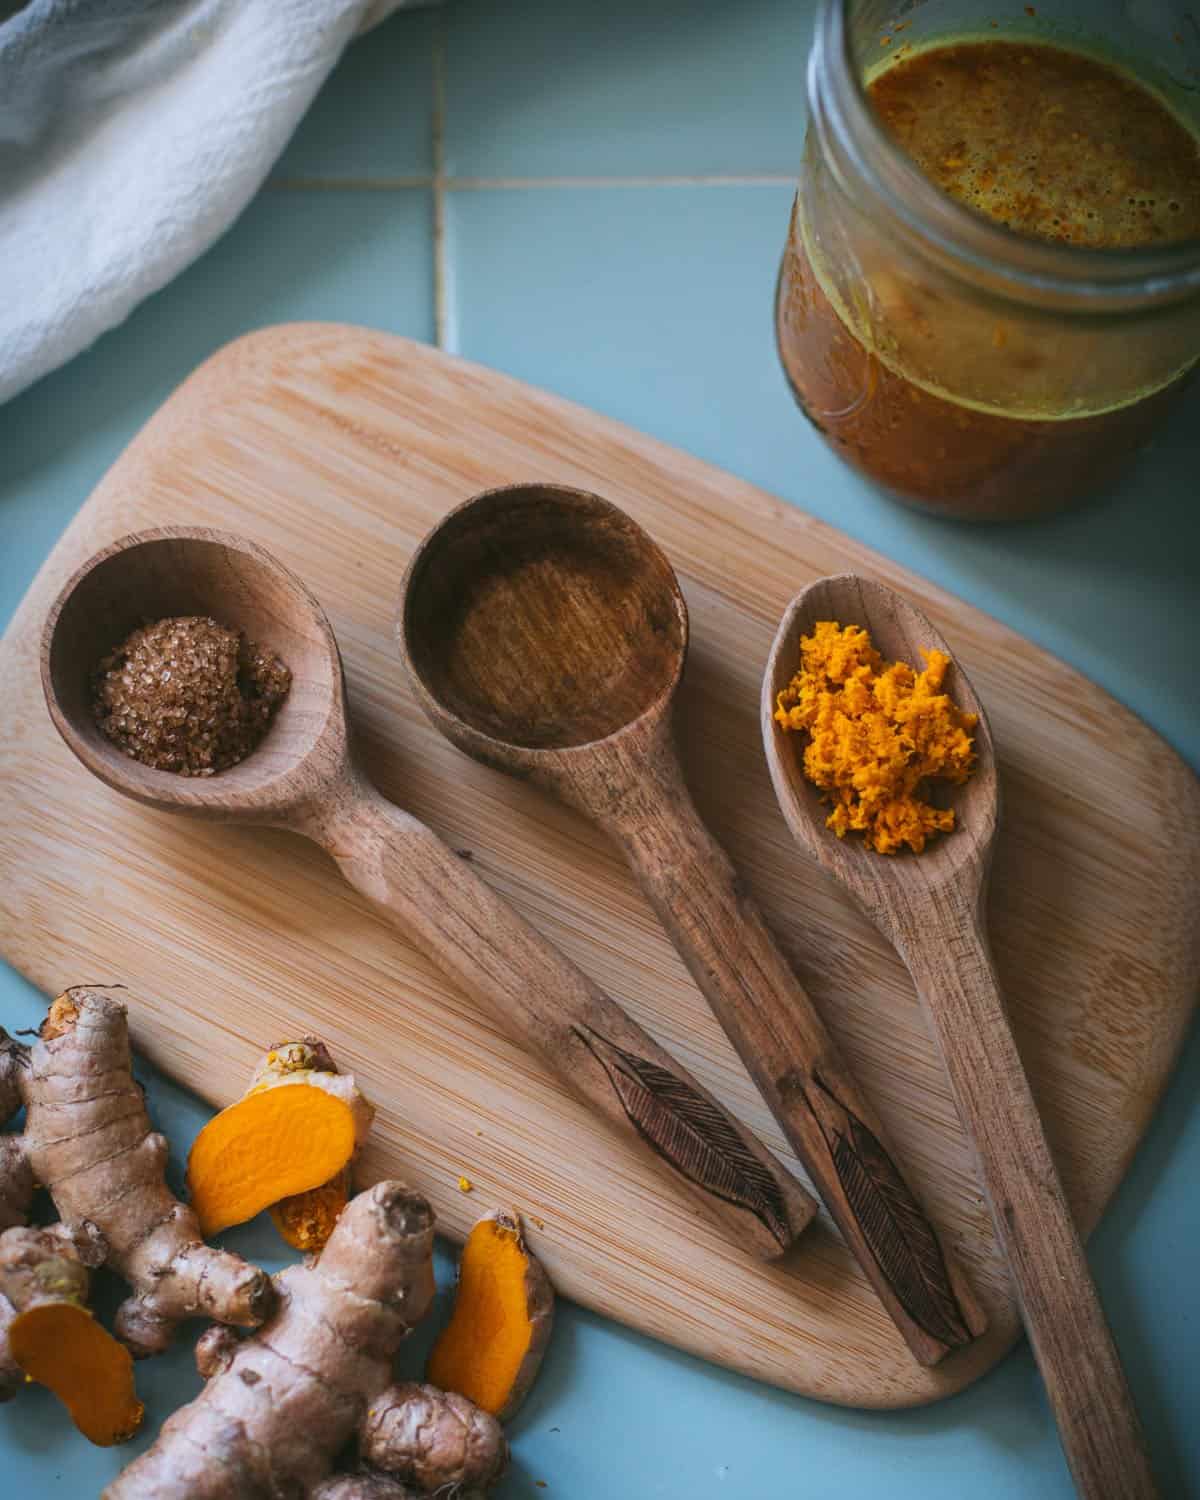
left=1, top=325, right=1197, bottom=1409
left=765, top=576, right=1159, bottom=1496
left=398, top=483, right=984, bottom=1366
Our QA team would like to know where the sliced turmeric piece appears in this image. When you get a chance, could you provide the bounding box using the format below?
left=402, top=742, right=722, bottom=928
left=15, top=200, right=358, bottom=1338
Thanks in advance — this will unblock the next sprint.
left=0, top=1226, right=143, bottom=1446
left=10, top=1302, right=143, bottom=1446
left=427, top=1210, right=554, bottom=1421
left=270, top=1169, right=352, bottom=1253
left=187, top=1040, right=373, bottom=1241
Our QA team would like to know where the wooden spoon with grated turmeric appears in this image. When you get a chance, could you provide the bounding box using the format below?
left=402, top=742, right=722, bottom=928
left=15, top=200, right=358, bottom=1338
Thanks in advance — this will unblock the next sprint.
left=763, top=573, right=1157, bottom=1500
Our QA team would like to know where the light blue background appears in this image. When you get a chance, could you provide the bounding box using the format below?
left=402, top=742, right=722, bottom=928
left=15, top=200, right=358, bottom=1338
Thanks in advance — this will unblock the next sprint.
left=2, top=2, right=1198, bottom=1496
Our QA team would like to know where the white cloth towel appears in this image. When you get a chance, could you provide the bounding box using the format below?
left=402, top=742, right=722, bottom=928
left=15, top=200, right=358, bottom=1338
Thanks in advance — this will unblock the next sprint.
left=0, top=0, right=418, bottom=405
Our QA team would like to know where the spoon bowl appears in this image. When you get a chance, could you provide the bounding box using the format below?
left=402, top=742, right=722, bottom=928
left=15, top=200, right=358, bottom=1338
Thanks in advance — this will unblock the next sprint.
left=762, top=573, right=998, bottom=919
left=402, top=483, right=686, bottom=755
left=42, top=528, right=346, bottom=822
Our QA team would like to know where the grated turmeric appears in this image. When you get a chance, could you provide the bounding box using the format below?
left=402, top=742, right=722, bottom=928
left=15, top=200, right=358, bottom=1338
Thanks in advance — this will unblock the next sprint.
left=775, top=620, right=977, bottom=855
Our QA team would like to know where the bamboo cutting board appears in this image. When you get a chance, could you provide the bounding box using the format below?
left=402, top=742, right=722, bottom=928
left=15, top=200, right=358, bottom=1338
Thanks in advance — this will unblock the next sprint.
left=1, top=326, right=1197, bottom=1409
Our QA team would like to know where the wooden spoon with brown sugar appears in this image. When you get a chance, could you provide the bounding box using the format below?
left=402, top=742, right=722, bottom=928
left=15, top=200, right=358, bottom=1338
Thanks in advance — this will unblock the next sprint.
left=763, top=573, right=1157, bottom=1500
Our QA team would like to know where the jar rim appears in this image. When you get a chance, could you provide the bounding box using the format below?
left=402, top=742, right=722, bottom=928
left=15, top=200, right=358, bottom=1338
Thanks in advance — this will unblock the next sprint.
left=810, top=0, right=1200, bottom=312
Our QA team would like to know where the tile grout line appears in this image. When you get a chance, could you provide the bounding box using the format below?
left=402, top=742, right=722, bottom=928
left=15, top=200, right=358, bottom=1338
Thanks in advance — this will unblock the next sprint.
left=431, top=15, right=450, bottom=352
left=269, top=176, right=433, bottom=191
left=268, top=173, right=795, bottom=192
left=447, top=173, right=796, bottom=189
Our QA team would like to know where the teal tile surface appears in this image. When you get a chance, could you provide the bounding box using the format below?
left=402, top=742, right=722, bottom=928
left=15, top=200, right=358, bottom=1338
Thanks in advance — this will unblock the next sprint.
left=1, top=187, right=433, bottom=628
left=276, top=6, right=436, bottom=179
left=443, top=0, right=811, bottom=178
left=448, top=182, right=1200, bottom=766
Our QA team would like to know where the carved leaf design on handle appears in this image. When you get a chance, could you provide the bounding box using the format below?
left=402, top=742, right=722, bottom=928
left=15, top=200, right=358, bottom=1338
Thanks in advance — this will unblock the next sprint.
left=575, top=1025, right=791, bottom=1246
left=808, top=1072, right=971, bottom=1348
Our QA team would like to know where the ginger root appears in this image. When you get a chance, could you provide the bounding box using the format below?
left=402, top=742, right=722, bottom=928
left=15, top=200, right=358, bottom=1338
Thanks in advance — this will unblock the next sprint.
left=427, top=1209, right=555, bottom=1420
left=186, top=1038, right=373, bottom=1247
left=106, top=1181, right=508, bottom=1500
left=0, top=989, right=273, bottom=1358
left=0, top=1226, right=144, bottom=1445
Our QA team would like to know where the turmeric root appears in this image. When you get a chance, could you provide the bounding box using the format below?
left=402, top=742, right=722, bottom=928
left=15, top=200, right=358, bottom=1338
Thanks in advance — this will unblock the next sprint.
left=0, top=1226, right=143, bottom=1445
left=0, top=989, right=273, bottom=1357
left=186, top=1038, right=373, bottom=1247
left=427, top=1209, right=555, bottom=1420
left=106, top=1181, right=509, bottom=1500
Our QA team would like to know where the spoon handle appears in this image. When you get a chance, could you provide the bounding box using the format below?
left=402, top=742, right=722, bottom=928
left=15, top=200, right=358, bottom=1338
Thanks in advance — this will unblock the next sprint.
left=586, top=744, right=986, bottom=1365
left=312, top=780, right=817, bottom=1259
left=895, top=896, right=1156, bottom=1499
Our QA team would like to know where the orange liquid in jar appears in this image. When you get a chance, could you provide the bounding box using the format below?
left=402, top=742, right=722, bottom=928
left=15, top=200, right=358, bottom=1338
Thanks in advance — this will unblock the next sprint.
left=778, top=41, right=1200, bottom=518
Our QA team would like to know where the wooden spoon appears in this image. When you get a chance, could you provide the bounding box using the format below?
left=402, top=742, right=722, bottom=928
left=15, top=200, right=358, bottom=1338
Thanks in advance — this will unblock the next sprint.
left=398, top=482, right=985, bottom=1366
left=40, top=526, right=818, bottom=1261
left=763, top=573, right=1156, bottom=1500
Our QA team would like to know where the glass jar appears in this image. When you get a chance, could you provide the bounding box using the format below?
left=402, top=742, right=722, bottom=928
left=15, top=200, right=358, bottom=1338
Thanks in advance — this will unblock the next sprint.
left=777, top=0, right=1200, bottom=521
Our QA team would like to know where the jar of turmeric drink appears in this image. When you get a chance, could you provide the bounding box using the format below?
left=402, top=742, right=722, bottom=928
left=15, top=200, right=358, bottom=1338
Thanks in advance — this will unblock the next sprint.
left=778, top=0, right=1200, bottom=520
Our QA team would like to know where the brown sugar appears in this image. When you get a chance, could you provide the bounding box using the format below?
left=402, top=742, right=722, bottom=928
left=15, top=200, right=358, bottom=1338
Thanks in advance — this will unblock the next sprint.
left=92, top=616, right=291, bottom=776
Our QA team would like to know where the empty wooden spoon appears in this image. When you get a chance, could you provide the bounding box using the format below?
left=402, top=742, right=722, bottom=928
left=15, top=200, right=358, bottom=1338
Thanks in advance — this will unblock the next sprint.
left=40, top=526, right=818, bottom=1260
left=399, top=482, right=985, bottom=1366
left=763, top=573, right=1156, bottom=1499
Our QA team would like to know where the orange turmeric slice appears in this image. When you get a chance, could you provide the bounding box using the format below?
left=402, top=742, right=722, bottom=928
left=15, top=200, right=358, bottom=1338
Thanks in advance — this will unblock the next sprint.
left=427, top=1210, right=554, bottom=1421
left=187, top=1041, right=373, bottom=1240
left=0, top=1227, right=143, bottom=1447
left=269, top=1170, right=353, bottom=1253
left=10, top=1302, right=143, bottom=1446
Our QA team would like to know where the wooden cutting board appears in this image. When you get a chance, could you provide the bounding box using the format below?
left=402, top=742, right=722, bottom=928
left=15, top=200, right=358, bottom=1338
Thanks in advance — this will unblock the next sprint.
left=1, top=325, right=1197, bottom=1410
